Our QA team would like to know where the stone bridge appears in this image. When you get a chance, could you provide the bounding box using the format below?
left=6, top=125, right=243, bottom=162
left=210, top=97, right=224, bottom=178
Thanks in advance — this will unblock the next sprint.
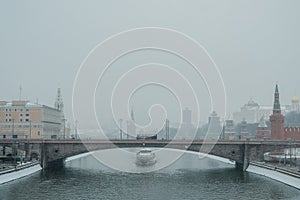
left=0, top=139, right=299, bottom=171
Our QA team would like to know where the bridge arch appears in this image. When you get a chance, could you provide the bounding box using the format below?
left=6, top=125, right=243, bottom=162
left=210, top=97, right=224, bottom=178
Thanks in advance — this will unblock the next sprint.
left=30, top=152, right=40, bottom=161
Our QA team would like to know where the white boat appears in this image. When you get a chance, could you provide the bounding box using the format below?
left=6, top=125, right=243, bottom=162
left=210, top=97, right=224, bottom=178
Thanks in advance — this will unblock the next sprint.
left=136, top=148, right=156, bottom=166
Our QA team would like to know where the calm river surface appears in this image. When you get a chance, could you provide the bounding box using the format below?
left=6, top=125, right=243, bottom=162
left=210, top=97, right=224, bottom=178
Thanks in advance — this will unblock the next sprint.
left=0, top=149, right=299, bottom=200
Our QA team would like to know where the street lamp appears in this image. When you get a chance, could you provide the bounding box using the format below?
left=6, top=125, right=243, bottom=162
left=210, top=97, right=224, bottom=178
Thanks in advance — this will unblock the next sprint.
left=64, top=119, right=66, bottom=139
left=289, top=139, right=292, bottom=167
left=119, top=119, right=123, bottom=140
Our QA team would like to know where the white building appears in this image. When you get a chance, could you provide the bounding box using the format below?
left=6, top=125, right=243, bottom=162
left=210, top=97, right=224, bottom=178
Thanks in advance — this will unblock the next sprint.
left=233, top=98, right=289, bottom=123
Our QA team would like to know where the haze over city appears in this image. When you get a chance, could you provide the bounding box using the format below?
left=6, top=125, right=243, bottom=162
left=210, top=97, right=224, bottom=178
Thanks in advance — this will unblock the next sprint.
left=1, top=1, right=300, bottom=129
left=1, top=1, right=300, bottom=200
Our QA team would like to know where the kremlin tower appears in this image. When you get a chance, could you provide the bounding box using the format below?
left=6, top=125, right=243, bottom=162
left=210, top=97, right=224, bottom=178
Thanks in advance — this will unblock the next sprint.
left=270, top=84, right=285, bottom=140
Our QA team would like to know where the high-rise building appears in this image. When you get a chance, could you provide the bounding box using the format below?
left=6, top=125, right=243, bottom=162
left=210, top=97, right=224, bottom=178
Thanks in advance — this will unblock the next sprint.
left=127, top=108, right=136, bottom=137
left=182, top=108, right=192, bottom=125
left=207, top=111, right=222, bottom=140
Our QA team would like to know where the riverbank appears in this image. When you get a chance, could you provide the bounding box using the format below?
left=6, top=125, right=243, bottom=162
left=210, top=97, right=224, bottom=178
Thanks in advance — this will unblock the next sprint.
left=247, top=162, right=300, bottom=190
left=0, top=162, right=42, bottom=184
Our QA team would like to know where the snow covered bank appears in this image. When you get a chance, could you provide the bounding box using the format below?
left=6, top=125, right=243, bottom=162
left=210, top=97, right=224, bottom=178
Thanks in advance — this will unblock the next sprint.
left=0, top=163, right=42, bottom=184
left=247, top=163, right=300, bottom=190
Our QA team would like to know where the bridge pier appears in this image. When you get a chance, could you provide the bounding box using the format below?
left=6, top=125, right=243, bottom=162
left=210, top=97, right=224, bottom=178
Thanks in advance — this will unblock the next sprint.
left=40, top=142, right=66, bottom=169
left=235, top=140, right=250, bottom=171
left=41, top=158, right=65, bottom=169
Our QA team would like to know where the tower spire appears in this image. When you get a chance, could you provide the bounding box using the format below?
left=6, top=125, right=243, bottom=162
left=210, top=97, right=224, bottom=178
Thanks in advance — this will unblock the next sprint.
left=273, top=83, right=281, bottom=113
left=54, top=87, right=64, bottom=112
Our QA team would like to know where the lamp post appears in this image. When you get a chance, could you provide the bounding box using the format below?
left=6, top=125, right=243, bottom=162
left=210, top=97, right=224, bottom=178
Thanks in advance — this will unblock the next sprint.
left=289, top=139, right=292, bottom=167
left=119, top=119, right=123, bottom=140
left=74, top=120, right=78, bottom=140
left=63, top=118, right=66, bottom=140
left=12, top=118, right=14, bottom=137
left=29, top=120, right=31, bottom=139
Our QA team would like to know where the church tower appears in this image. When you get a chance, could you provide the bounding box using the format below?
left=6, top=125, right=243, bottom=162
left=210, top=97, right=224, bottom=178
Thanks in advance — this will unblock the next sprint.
left=270, top=83, right=285, bottom=140
left=54, top=88, right=64, bottom=113
left=54, top=87, right=66, bottom=139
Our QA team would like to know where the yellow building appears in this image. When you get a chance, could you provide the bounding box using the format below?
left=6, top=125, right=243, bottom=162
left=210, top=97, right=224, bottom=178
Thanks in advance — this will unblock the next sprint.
left=0, top=100, right=64, bottom=139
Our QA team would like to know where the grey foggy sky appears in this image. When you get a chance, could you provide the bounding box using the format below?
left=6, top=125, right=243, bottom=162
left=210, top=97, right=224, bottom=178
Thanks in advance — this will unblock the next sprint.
left=1, top=0, right=300, bottom=127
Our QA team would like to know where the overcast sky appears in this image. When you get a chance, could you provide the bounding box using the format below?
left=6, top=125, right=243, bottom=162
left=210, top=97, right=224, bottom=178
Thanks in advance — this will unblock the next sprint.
left=1, top=1, right=300, bottom=128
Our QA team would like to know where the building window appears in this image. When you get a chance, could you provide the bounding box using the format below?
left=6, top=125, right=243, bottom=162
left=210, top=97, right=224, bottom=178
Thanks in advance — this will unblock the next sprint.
left=20, top=119, right=23, bottom=122
left=26, top=114, right=29, bottom=117
left=12, top=135, right=18, bottom=139
left=20, top=109, right=23, bottom=112
left=3, top=135, right=6, bottom=139
left=38, top=131, right=41, bottom=136
left=5, top=114, right=8, bottom=116
left=6, top=109, right=8, bottom=112
left=20, top=114, right=23, bottom=116
left=25, top=119, right=29, bottom=122
left=15, top=109, right=17, bottom=111
left=5, top=119, right=7, bottom=122
left=18, top=125, right=22, bottom=128
left=9, top=119, right=11, bottom=122
left=26, top=109, right=29, bottom=112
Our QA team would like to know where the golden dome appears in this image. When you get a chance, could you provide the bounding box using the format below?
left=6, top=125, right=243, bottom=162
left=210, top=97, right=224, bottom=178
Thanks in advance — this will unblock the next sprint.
left=291, top=97, right=300, bottom=103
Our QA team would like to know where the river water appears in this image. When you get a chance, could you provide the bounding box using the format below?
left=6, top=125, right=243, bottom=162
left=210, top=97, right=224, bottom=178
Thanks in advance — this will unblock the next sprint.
left=0, top=148, right=299, bottom=200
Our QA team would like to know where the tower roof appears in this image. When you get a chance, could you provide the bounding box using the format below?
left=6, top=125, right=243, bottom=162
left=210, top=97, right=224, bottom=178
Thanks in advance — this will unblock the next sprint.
left=275, top=83, right=279, bottom=93
left=273, top=83, right=281, bottom=111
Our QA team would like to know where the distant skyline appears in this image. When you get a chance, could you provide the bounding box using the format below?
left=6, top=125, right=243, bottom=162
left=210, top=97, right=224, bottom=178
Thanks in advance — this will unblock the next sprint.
left=1, top=1, right=300, bottom=128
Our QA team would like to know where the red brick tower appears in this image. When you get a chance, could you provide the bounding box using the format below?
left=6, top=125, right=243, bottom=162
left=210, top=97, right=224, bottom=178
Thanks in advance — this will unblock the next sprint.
left=270, top=83, right=285, bottom=140
left=256, top=116, right=269, bottom=139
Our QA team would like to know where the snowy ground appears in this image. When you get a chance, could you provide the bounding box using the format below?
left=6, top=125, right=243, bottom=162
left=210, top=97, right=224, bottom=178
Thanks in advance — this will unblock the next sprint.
left=247, top=164, right=300, bottom=190
left=0, top=164, right=42, bottom=184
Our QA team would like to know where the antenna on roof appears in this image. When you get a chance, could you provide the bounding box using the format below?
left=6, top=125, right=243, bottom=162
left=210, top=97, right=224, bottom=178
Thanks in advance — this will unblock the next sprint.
left=19, top=85, right=22, bottom=100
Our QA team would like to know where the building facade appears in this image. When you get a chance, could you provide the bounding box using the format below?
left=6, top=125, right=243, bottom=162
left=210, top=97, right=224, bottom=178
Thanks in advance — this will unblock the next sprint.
left=0, top=88, right=68, bottom=139
left=256, top=116, right=269, bottom=140
left=233, top=98, right=290, bottom=124
left=0, top=100, right=63, bottom=139
left=223, top=119, right=236, bottom=140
